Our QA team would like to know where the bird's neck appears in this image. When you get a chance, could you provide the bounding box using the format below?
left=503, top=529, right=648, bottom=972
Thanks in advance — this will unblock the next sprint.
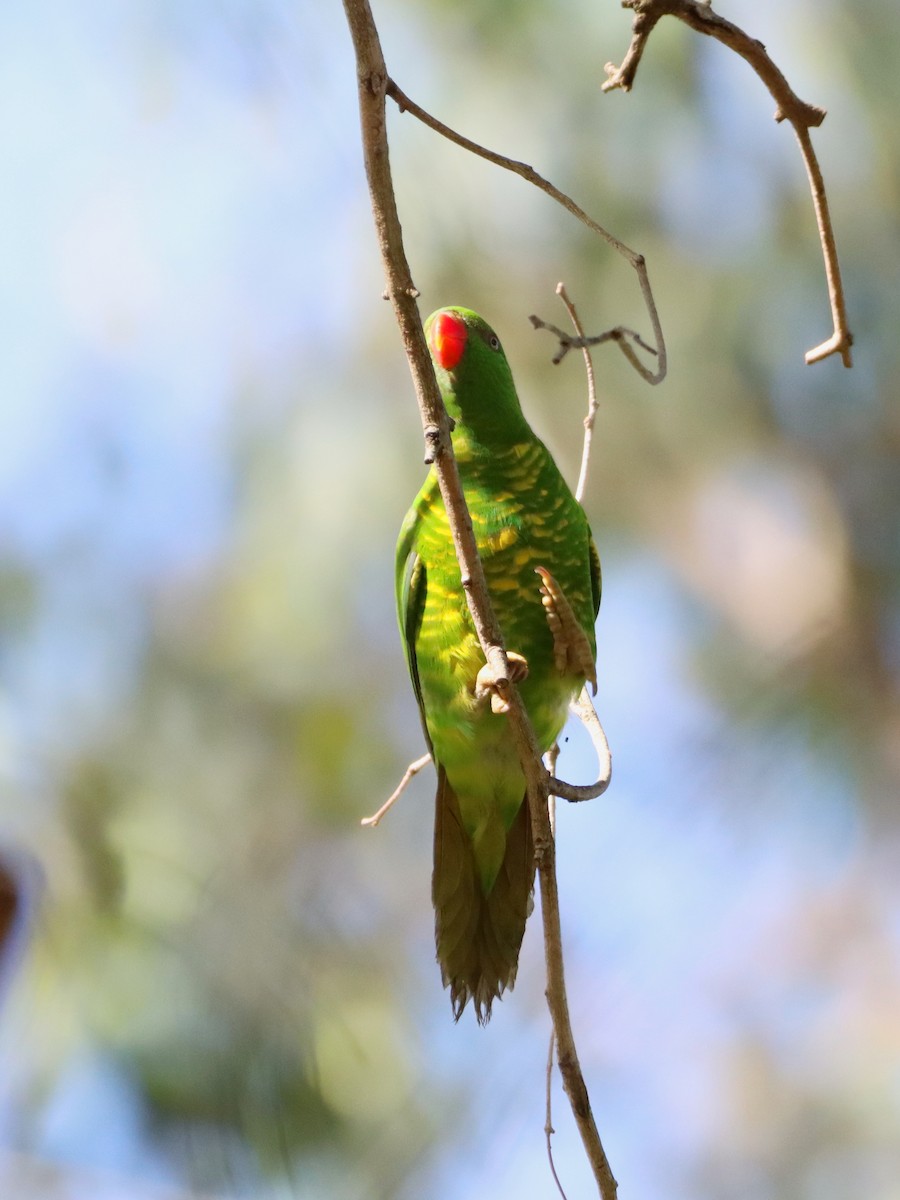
left=451, top=423, right=535, bottom=464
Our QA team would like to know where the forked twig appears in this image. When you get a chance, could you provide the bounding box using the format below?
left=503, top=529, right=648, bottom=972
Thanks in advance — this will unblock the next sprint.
left=530, top=315, right=657, bottom=370
left=602, top=0, right=852, bottom=367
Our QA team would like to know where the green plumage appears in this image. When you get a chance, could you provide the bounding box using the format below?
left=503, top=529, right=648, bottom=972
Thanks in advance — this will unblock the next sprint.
left=396, top=307, right=600, bottom=1022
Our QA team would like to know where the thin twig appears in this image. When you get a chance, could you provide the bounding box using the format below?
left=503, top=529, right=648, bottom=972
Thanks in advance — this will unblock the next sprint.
left=602, top=0, right=852, bottom=368
left=387, top=79, right=666, bottom=387
left=545, top=742, right=561, bottom=838
left=556, top=283, right=600, bottom=504
left=362, top=753, right=432, bottom=827
left=532, top=740, right=618, bottom=1200
left=793, top=123, right=852, bottom=365
left=546, top=1031, right=568, bottom=1200
left=343, top=4, right=618, bottom=1194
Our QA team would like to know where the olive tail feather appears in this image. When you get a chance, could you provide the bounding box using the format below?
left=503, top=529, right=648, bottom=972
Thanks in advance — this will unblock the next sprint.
left=432, top=767, right=535, bottom=1023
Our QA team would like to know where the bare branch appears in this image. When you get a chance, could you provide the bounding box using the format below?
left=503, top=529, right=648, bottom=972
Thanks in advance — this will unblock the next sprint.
left=603, top=0, right=853, bottom=367
left=532, top=736, right=618, bottom=1200
left=545, top=743, right=561, bottom=839
left=362, top=753, right=432, bottom=828
left=555, top=283, right=600, bottom=505
left=530, top=313, right=657, bottom=370
left=793, top=124, right=853, bottom=367
left=545, top=1031, right=569, bottom=1200
left=387, top=79, right=666, bottom=387
left=550, top=686, right=613, bottom=804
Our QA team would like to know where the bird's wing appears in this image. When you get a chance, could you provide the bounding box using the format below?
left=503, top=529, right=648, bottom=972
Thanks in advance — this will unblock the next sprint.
left=395, top=499, right=432, bottom=753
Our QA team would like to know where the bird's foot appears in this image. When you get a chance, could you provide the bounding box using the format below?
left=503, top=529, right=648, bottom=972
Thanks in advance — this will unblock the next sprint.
left=535, top=567, right=597, bottom=692
left=475, top=651, right=529, bottom=714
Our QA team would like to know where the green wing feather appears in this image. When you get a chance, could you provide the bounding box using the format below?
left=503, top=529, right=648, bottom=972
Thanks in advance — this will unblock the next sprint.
left=589, top=534, right=602, bottom=620
left=395, top=496, right=431, bottom=753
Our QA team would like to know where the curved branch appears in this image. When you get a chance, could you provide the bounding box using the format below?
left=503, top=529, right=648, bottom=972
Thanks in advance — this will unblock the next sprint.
left=549, top=686, right=613, bottom=804
left=387, top=79, right=666, bottom=387
left=603, top=0, right=853, bottom=368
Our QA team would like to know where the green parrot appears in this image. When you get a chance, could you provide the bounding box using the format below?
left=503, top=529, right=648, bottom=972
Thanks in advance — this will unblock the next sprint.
left=396, top=307, right=600, bottom=1022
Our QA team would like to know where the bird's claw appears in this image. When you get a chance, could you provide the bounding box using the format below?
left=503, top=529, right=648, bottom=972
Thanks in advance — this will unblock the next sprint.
left=535, top=567, right=597, bottom=692
left=475, top=651, right=529, bottom=714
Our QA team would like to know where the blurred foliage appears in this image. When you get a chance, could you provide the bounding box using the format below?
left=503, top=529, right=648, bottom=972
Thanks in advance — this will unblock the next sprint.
left=0, top=1, right=899, bottom=1198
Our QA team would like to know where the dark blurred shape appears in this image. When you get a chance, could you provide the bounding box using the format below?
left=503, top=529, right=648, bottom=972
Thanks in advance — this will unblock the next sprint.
left=0, top=857, right=18, bottom=951
left=0, top=849, right=40, bottom=1008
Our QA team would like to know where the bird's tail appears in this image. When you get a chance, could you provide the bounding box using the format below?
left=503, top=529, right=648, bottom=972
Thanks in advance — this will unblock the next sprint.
left=432, top=766, right=535, bottom=1023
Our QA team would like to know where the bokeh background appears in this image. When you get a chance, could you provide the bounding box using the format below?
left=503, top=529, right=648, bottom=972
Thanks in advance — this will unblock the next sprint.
left=1, top=1, right=898, bottom=1197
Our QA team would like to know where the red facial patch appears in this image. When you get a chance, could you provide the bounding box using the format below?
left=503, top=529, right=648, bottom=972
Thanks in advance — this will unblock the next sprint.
left=429, top=311, right=468, bottom=371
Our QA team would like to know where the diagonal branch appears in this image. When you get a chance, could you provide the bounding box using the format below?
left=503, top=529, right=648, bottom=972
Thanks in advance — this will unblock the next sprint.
left=602, top=0, right=853, bottom=368
left=342, top=2, right=617, bottom=1195
left=361, top=753, right=432, bottom=828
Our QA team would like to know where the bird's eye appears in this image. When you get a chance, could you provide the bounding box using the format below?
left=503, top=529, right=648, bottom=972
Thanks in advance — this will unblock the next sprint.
left=489, top=336, right=500, bottom=351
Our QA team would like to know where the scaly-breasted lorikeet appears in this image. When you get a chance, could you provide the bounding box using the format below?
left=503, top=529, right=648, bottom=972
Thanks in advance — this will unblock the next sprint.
left=396, top=307, right=600, bottom=1022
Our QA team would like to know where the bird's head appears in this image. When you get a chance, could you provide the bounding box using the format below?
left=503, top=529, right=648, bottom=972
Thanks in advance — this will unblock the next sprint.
left=423, top=307, right=528, bottom=445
